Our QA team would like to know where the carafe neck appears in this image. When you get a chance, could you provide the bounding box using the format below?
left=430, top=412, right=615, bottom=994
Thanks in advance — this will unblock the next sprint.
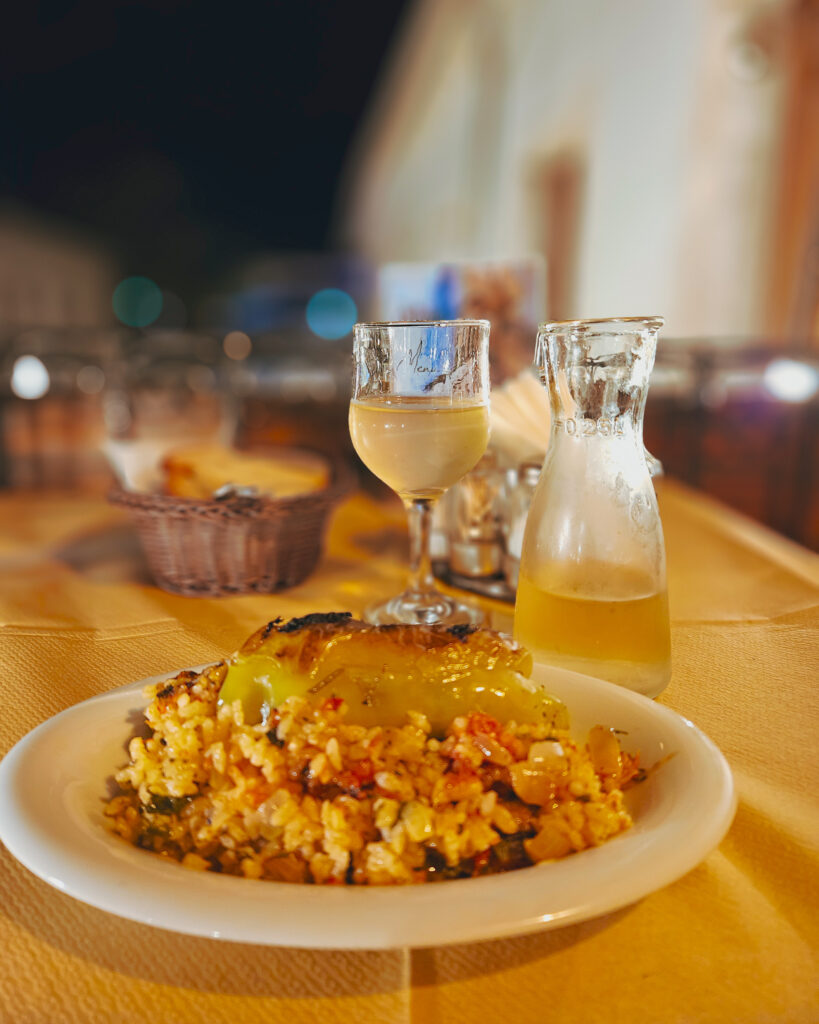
left=536, top=316, right=662, bottom=446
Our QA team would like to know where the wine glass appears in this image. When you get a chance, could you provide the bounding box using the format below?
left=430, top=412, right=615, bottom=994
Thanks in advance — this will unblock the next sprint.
left=349, top=319, right=491, bottom=626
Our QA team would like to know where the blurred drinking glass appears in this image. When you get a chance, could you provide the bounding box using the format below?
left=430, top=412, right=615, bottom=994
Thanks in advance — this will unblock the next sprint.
left=103, top=331, right=234, bottom=492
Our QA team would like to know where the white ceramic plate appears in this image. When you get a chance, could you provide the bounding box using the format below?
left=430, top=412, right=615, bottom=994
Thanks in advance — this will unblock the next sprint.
left=0, top=664, right=735, bottom=949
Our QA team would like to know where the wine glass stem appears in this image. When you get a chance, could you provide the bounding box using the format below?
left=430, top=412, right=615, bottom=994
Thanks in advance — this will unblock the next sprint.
left=405, top=498, right=436, bottom=594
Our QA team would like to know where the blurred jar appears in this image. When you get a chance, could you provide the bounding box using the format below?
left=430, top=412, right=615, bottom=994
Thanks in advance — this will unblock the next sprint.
left=0, top=327, right=120, bottom=491
left=102, top=330, right=235, bottom=492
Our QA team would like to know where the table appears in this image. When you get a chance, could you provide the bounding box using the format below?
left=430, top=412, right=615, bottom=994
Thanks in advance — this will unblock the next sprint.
left=0, top=480, right=816, bottom=1023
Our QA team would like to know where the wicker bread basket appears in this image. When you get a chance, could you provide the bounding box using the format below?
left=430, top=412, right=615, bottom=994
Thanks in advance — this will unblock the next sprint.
left=110, top=465, right=351, bottom=596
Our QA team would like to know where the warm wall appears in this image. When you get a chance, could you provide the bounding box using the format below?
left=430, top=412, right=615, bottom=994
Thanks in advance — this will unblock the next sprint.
left=340, top=0, right=791, bottom=338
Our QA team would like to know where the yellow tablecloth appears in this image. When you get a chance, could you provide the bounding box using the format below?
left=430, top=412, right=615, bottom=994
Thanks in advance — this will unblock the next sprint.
left=0, top=480, right=817, bottom=1024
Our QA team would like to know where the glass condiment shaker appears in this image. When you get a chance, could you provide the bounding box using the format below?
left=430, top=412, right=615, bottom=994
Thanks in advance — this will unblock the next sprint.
left=501, top=458, right=542, bottom=590
left=447, top=450, right=505, bottom=578
left=514, top=316, right=671, bottom=697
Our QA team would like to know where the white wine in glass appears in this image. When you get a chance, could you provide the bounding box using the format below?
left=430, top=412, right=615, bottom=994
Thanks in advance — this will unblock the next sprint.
left=349, top=396, right=489, bottom=500
left=350, top=320, right=491, bottom=626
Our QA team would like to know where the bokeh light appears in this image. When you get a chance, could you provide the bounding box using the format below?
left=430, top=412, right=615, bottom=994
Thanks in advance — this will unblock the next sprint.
left=112, top=276, right=164, bottom=327
left=76, top=365, right=105, bottom=395
left=763, top=358, right=819, bottom=403
left=305, top=288, right=357, bottom=340
left=11, top=355, right=50, bottom=399
left=223, top=330, right=252, bottom=360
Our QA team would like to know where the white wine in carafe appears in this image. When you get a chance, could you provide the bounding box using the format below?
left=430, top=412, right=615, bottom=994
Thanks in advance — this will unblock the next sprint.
left=515, top=564, right=671, bottom=697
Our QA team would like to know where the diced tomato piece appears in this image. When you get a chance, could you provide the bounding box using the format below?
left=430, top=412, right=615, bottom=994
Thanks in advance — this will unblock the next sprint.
left=465, top=712, right=503, bottom=740
left=352, top=758, right=375, bottom=785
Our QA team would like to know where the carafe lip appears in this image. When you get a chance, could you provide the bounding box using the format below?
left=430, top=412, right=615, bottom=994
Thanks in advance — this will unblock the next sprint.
left=539, top=316, right=664, bottom=333
left=354, top=319, right=490, bottom=330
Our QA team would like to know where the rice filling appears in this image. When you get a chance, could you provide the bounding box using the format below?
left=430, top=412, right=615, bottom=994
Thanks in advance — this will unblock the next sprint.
left=105, top=662, right=642, bottom=885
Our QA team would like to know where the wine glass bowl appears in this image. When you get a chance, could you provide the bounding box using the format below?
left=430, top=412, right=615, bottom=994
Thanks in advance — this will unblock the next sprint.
left=349, top=320, right=490, bottom=626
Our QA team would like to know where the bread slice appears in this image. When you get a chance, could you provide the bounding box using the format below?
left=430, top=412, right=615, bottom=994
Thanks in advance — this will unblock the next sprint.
left=162, top=444, right=329, bottom=499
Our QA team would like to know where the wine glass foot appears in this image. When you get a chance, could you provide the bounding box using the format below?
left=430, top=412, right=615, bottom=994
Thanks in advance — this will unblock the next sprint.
left=364, top=589, right=485, bottom=628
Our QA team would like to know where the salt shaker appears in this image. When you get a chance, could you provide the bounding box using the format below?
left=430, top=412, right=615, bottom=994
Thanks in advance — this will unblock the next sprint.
left=500, top=459, right=541, bottom=590
left=447, top=450, right=504, bottom=578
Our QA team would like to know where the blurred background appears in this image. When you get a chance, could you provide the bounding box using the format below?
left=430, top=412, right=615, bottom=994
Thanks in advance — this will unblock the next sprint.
left=0, top=0, right=817, bottom=548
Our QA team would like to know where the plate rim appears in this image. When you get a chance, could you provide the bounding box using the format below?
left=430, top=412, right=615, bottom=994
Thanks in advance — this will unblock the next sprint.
left=0, top=664, right=737, bottom=949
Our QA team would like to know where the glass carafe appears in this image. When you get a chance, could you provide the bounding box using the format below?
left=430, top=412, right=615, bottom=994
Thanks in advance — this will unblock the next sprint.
left=514, top=317, right=671, bottom=697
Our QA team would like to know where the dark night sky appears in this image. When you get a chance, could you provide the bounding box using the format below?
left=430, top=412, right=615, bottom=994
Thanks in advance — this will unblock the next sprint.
left=0, top=1, right=408, bottom=303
